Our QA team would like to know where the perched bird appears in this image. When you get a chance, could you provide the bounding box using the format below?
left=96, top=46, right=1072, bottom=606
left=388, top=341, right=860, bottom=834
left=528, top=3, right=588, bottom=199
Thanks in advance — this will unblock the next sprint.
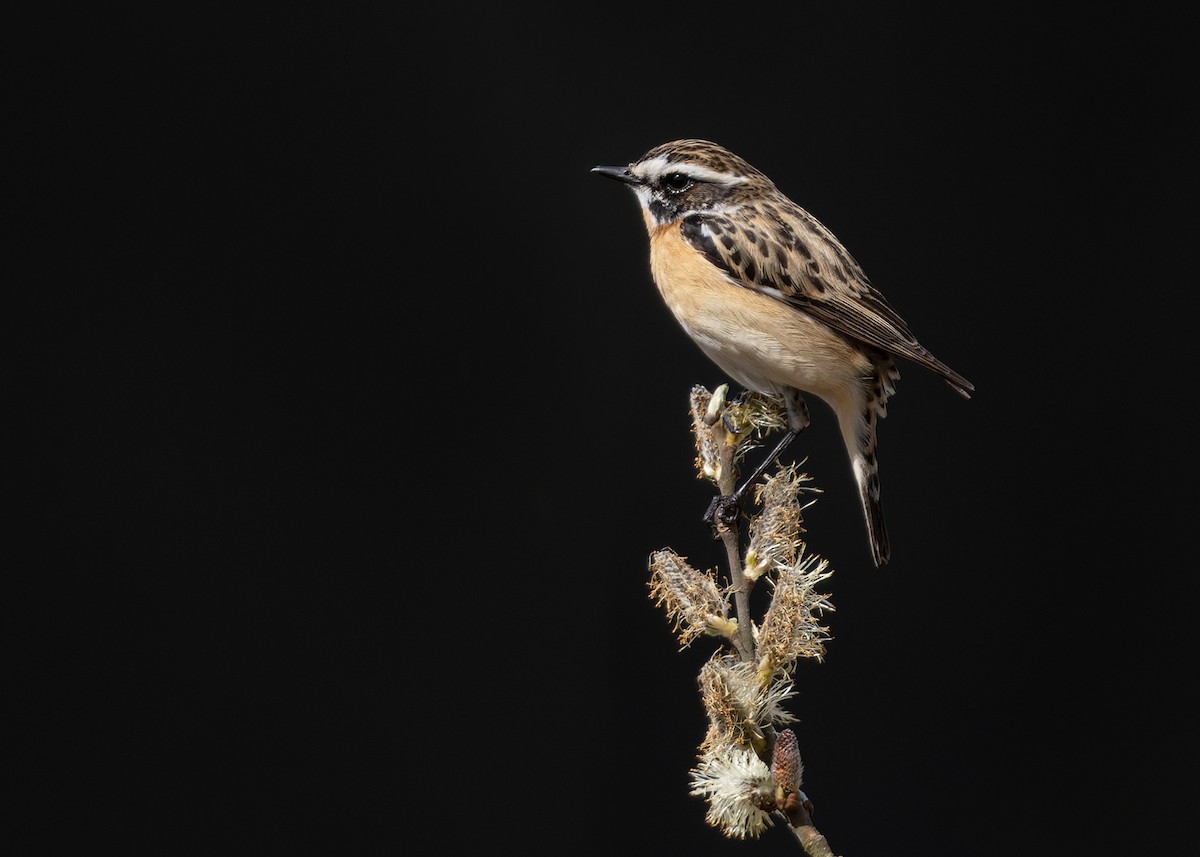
left=593, top=139, right=973, bottom=567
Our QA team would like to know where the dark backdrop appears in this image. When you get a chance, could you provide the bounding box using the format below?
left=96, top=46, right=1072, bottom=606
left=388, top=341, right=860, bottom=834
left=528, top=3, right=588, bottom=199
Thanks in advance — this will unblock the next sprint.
left=17, top=5, right=1191, bottom=854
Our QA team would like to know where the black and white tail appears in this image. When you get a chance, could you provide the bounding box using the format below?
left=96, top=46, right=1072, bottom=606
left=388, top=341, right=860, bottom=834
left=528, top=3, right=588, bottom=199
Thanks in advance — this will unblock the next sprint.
left=842, top=359, right=898, bottom=567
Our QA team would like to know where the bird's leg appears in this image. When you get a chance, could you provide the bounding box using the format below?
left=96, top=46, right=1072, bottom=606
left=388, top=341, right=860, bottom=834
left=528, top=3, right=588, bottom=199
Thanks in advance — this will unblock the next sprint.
left=704, top=390, right=809, bottom=532
left=735, top=429, right=798, bottom=501
left=703, top=430, right=797, bottom=530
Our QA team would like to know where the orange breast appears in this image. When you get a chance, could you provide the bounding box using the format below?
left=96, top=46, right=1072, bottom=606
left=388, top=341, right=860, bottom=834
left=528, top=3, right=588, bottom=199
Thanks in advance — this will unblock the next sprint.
left=644, top=220, right=870, bottom=404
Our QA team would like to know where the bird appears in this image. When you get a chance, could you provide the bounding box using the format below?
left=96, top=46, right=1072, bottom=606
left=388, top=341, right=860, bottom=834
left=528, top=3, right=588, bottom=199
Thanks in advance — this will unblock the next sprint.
left=592, top=139, right=973, bottom=567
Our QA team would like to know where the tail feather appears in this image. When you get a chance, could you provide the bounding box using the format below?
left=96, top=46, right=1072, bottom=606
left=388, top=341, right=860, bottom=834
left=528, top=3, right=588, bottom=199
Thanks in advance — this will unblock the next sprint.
left=862, top=482, right=890, bottom=567
left=847, top=447, right=890, bottom=567
left=851, top=363, right=892, bottom=567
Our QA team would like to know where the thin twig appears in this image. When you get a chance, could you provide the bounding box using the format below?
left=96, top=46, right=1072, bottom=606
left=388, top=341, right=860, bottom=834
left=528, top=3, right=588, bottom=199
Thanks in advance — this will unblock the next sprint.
left=713, top=422, right=756, bottom=662
left=789, top=825, right=840, bottom=857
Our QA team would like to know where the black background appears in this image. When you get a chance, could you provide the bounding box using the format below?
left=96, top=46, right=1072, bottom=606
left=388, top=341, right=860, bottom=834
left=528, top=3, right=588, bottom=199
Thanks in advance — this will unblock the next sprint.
left=15, top=5, right=1194, bottom=854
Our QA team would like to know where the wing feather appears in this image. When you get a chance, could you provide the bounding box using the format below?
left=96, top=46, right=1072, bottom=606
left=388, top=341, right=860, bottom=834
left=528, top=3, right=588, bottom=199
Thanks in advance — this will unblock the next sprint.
left=680, top=203, right=974, bottom=398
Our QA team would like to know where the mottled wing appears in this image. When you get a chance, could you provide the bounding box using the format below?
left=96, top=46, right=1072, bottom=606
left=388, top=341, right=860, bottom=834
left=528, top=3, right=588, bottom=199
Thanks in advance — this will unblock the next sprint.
left=679, top=202, right=974, bottom=397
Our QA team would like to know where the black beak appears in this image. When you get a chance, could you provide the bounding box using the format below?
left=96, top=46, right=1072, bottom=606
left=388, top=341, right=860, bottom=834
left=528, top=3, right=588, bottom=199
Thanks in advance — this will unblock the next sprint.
left=591, top=165, right=641, bottom=186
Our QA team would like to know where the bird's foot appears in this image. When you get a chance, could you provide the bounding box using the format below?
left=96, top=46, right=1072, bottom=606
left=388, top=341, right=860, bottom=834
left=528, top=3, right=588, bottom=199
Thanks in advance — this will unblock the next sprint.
left=703, top=493, right=742, bottom=532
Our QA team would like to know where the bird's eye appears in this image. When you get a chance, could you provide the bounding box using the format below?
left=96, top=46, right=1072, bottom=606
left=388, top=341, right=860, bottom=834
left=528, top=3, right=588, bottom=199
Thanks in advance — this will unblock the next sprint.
left=663, top=172, right=692, bottom=192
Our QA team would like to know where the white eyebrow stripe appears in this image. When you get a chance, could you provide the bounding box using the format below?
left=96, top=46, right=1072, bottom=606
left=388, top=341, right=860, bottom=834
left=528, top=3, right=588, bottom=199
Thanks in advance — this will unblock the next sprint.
left=635, top=155, right=747, bottom=186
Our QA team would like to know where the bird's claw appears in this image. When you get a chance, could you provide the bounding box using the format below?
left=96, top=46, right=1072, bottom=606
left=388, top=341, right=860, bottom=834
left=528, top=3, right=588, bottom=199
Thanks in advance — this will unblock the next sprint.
left=703, top=494, right=741, bottom=531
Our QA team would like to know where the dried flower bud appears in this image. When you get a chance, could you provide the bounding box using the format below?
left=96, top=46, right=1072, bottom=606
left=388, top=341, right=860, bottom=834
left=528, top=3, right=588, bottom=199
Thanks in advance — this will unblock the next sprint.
left=772, top=727, right=803, bottom=800
left=745, top=465, right=815, bottom=580
left=699, top=655, right=797, bottom=756
left=705, top=383, right=728, bottom=425
left=689, top=745, right=775, bottom=839
left=648, top=549, right=732, bottom=648
left=690, top=386, right=723, bottom=482
left=756, top=552, right=835, bottom=682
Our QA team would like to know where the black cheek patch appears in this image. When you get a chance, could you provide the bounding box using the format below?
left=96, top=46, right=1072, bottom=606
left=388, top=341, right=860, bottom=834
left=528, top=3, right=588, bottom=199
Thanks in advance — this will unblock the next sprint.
left=649, top=199, right=673, bottom=223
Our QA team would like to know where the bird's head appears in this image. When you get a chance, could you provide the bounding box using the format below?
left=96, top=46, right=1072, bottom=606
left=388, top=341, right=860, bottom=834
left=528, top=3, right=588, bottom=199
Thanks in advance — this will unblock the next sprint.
left=592, top=139, right=773, bottom=226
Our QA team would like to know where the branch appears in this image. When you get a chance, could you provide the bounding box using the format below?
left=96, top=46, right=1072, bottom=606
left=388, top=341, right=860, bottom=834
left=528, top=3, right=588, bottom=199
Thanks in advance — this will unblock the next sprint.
left=651, top=385, right=843, bottom=852
left=711, top=411, right=756, bottom=662
left=789, top=824, right=840, bottom=857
